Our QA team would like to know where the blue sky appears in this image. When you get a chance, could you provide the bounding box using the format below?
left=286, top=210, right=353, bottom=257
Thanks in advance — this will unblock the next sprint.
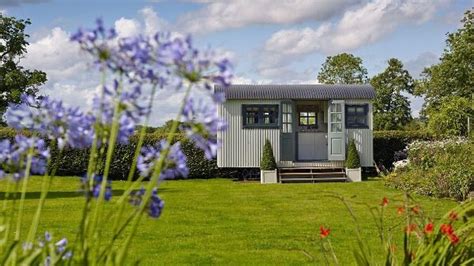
left=1, top=0, right=473, bottom=125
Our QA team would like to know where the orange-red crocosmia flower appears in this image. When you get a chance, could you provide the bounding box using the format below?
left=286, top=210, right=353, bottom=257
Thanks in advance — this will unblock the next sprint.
left=449, top=233, right=460, bottom=245
left=320, top=226, right=330, bottom=238
left=424, top=223, right=434, bottom=234
left=448, top=211, right=458, bottom=221
left=440, top=224, right=454, bottom=235
left=411, top=206, right=420, bottom=214
left=381, top=197, right=389, bottom=207
left=405, top=223, right=417, bottom=233
left=397, top=207, right=405, bottom=215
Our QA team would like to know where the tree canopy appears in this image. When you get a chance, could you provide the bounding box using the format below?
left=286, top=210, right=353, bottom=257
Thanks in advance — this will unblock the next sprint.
left=0, top=14, right=46, bottom=124
left=371, top=58, right=414, bottom=130
left=317, top=53, right=368, bottom=84
left=416, top=8, right=473, bottom=115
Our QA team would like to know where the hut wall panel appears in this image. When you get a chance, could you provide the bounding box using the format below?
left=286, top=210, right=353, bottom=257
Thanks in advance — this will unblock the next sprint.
left=217, top=100, right=281, bottom=168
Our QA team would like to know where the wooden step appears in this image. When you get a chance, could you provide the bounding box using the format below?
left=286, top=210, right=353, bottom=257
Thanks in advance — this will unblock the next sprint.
left=279, top=172, right=345, bottom=176
left=280, top=177, right=347, bottom=183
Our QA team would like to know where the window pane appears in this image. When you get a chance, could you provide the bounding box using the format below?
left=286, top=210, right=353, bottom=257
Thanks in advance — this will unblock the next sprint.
left=300, top=117, right=307, bottom=125
left=331, top=123, right=342, bottom=132
left=331, top=113, right=342, bottom=122
left=356, top=107, right=365, bottom=114
left=308, top=117, right=316, bottom=125
left=287, top=114, right=292, bottom=123
left=300, top=112, right=307, bottom=117
left=283, top=114, right=287, bottom=123
left=331, top=104, right=342, bottom=112
left=283, top=104, right=288, bottom=113
left=347, top=107, right=356, bottom=114
left=288, top=126, right=292, bottom=133
left=309, top=112, right=316, bottom=117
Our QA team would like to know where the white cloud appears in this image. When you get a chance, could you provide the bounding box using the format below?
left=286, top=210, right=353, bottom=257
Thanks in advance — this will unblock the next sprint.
left=114, top=17, right=141, bottom=38
left=258, top=0, right=450, bottom=79
left=176, top=0, right=364, bottom=34
left=404, top=51, right=439, bottom=78
left=140, top=7, right=168, bottom=36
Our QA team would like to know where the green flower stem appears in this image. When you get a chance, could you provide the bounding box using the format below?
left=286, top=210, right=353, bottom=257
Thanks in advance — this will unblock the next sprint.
left=14, top=147, right=34, bottom=243
left=25, top=142, right=62, bottom=245
left=76, top=67, right=107, bottom=261
left=109, top=84, right=158, bottom=237
left=0, top=179, right=12, bottom=254
left=88, top=75, right=124, bottom=263
left=115, top=83, right=193, bottom=264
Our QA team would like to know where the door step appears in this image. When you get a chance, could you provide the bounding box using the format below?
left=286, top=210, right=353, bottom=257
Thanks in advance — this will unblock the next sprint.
left=278, top=167, right=347, bottom=183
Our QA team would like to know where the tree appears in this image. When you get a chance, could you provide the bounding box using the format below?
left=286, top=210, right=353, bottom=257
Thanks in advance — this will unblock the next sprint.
left=0, top=14, right=46, bottom=124
left=416, top=8, right=473, bottom=116
left=427, top=96, right=473, bottom=136
left=371, top=58, right=414, bottom=130
left=317, top=53, right=368, bottom=84
left=260, top=139, right=276, bottom=170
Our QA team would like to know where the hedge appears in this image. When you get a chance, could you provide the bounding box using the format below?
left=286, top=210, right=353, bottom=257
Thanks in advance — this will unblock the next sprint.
left=373, top=130, right=435, bottom=169
left=0, top=127, right=218, bottom=180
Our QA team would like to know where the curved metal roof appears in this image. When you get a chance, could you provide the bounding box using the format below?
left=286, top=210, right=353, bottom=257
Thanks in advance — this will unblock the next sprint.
left=215, top=84, right=376, bottom=100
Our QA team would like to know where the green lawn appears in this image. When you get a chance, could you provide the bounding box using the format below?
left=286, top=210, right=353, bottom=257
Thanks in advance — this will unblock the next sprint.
left=3, top=177, right=457, bottom=265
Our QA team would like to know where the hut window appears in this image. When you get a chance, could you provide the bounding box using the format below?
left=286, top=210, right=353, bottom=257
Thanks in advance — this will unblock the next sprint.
left=242, top=105, right=279, bottom=128
left=346, top=104, right=369, bottom=128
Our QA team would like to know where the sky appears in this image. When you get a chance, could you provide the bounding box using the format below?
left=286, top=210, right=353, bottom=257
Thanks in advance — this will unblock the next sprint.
left=1, top=0, right=472, bottom=125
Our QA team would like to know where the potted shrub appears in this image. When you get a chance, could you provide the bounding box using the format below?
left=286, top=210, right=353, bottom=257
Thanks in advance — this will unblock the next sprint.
left=345, top=139, right=362, bottom=182
left=260, top=139, right=278, bottom=184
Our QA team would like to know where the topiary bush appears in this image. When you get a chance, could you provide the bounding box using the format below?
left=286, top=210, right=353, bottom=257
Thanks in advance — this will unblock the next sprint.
left=345, top=139, right=360, bottom=168
left=260, top=139, right=277, bottom=170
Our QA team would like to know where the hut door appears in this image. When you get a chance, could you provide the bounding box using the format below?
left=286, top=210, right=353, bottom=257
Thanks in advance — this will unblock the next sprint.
left=280, top=101, right=295, bottom=161
left=327, top=100, right=345, bottom=161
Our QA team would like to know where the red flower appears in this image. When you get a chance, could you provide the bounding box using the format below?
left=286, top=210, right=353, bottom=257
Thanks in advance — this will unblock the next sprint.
left=448, top=233, right=460, bottom=245
left=448, top=211, right=458, bottom=221
left=397, top=207, right=405, bottom=215
left=320, top=226, right=330, bottom=239
left=411, top=206, right=420, bottom=214
left=381, top=197, right=389, bottom=207
left=440, top=224, right=454, bottom=235
left=424, top=223, right=434, bottom=234
left=405, top=223, right=417, bottom=233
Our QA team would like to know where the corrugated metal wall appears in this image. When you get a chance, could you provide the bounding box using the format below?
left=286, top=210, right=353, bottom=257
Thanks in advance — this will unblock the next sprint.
left=217, top=100, right=281, bottom=168
left=217, top=99, right=374, bottom=168
left=345, top=99, right=374, bottom=167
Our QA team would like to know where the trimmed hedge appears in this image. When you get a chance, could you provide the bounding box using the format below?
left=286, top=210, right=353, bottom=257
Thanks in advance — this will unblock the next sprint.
left=346, top=139, right=360, bottom=168
left=0, top=127, right=217, bottom=180
left=260, top=139, right=277, bottom=170
left=373, top=130, right=435, bottom=169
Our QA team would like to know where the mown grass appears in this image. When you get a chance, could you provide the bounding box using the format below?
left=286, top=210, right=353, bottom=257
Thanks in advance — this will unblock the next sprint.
left=1, top=177, right=457, bottom=265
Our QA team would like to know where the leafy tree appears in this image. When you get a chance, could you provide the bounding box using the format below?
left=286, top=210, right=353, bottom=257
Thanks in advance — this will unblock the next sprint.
left=317, top=53, right=368, bottom=84
left=416, top=8, right=473, bottom=116
left=427, top=96, right=473, bottom=136
left=0, top=14, right=46, bottom=124
left=154, top=120, right=183, bottom=134
left=371, top=58, right=414, bottom=130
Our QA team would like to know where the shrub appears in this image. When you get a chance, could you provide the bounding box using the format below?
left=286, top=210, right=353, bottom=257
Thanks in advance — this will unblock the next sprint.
left=260, top=139, right=277, bottom=170
left=373, top=130, right=435, bottom=169
left=345, top=139, right=360, bottom=168
left=385, top=138, right=473, bottom=201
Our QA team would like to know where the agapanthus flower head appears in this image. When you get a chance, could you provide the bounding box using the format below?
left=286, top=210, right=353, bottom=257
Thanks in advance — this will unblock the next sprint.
left=149, top=188, right=164, bottom=218
left=181, top=98, right=227, bottom=159
left=92, top=80, right=149, bottom=144
left=0, top=135, right=50, bottom=181
left=137, top=140, right=188, bottom=180
left=6, top=94, right=95, bottom=149
left=80, top=174, right=112, bottom=201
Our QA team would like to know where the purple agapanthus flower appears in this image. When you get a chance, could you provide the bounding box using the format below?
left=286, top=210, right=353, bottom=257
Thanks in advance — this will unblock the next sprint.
left=6, top=94, right=95, bottom=149
left=0, top=136, right=50, bottom=181
left=92, top=80, right=149, bottom=144
left=80, top=174, right=112, bottom=201
left=181, top=98, right=227, bottom=159
left=128, top=187, right=164, bottom=218
left=137, top=140, right=188, bottom=180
